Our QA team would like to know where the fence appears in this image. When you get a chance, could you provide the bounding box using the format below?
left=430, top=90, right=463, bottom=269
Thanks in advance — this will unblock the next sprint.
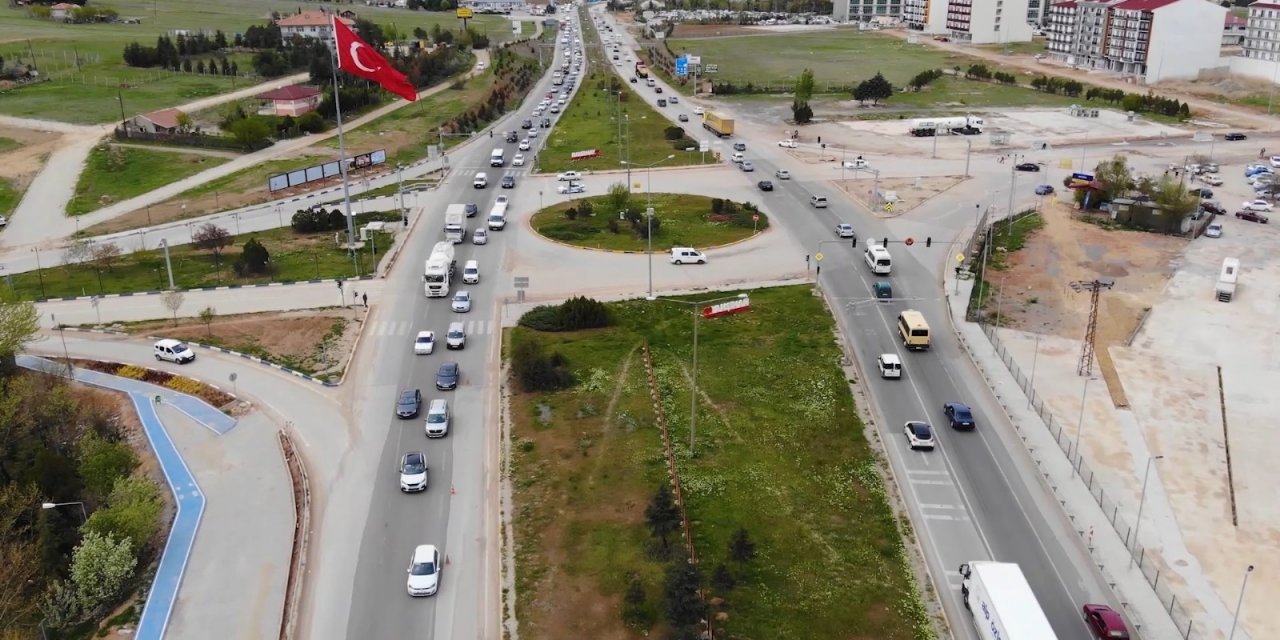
left=975, top=322, right=1199, bottom=639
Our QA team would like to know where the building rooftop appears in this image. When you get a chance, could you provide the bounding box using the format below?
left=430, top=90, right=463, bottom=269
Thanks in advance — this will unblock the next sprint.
left=1111, top=0, right=1180, bottom=11
left=276, top=11, right=355, bottom=27
left=257, top=84, right=322, bottom=101
left=1050, top=1, right=1078, bottom=8
left=140, top=108, right=185, bottom=129
left=1248, top=0, right=1280, bottom=9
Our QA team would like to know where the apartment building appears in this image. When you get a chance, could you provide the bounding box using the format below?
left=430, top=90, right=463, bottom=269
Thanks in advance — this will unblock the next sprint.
left=833, top=0, right=904, bottom=22
left=1230, top=2, right=1280, bottom=81
left=904, top=0, right=1033, bottom=42
left=276, top=10, right=356, bottom=43
left=1045, top=0, right=1225, bottom=83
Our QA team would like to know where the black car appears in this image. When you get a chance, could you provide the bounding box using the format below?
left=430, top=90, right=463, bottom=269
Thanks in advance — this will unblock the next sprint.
left=505, top=131, right=518, bottom=143
left=521, top=119, right=533, bottom=129
left=943, top=402, right=976, bottom=430
left=501, top=175, right=516, bottom=189
left=1015, top=162, right=1041, bottom=172
left=464, top=203, right=479, bottom=218
left=1189, top=187, right=1213, bottom=199
left=1225, top=132, right=1248, bottom=141
left=657, top=99, right=667, bottom=107
left=1201, top=201, right=1226, bottom=216
left=396, top=388, right=422, bottom=418
left=541, top=118, right=552, bottom=128
left=654, top=87, right=663, bottom=94
left=757, top=180, right=774, bottom=191
left=630, top=76, right=638, bottom=83
left=733, top=142, right=747, bottom=152
left=436, top=362, right=460, bottom=390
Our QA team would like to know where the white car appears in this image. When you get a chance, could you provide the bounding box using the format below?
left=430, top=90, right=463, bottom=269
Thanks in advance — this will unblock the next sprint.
left=399, top=451, right=428, bottom=492
left=518, top=139, right=531, bottom=151
left=775, top=169, right=791, bottom=180
left=1270, top=155, right=1280, bottom=168
left=692, top=106, right=704, bottom=115
left=0, top=214, right=7, bottom=227
left=406, top=544, right=442, bottom=596
left=835, top=223, right=855, bottom=238
left=512, top=153, right=526, bottom=166
left=414, top=331, right=435, bottom=355
left=451, top=291, right=472, bottom=313
left=843, top=158, right=870, bottom=169
left=1204, top=222, right=1223, bottom=238
left=778, top=139, right=797, bottom=148
left=472, top=228, right=488, bottom=245
left=904, top=421, right=935, bottom=450
left=558, top=171, right=582, bottom=181
left=527, top=129, right=539, bottom=138
left=557, top=182, right=585, bottom=194
left=1199, top=174, right=1222, bottom=186
left=1242, top=199, right=1273, bottom=212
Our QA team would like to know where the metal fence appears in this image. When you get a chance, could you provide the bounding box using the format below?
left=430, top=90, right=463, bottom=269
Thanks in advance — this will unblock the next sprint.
left=976, top=322, right=1199, bottom=639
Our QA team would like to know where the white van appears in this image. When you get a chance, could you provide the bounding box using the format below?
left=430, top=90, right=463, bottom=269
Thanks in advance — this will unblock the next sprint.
left=669, top=247, right=707, bottom=265
left=876, top=353, right=902, bottom=379
left=646, top=78, right=656, bottom=87
left=153, top=339, right=196, bottom=364
left=424, top=399, right=450, bottom=438
left=462, top=260, right=480, bottom=284
left=810, top=195, right=828, bottom=208
left=864, top=245, right=892, bottom=274
left=473, top=172, right=488, bottom=188
left=446, top=321, right=466, bottom=350
left=490, top=148, right=505, bottom=167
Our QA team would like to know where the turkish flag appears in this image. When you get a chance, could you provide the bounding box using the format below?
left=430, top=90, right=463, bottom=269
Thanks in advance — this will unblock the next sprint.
left=332, top=16, right=417, bottom=102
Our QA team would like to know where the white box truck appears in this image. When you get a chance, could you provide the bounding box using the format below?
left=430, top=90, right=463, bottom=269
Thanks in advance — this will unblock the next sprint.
left=1216, top=257, right=1240, bottom=302
left=423, top=242, right=456, bottom=298
left=488, top=201, right=508, bottom=230
left=958, top=562, right=1057, bottom=640
left=444, top=211, right=466, bottom=244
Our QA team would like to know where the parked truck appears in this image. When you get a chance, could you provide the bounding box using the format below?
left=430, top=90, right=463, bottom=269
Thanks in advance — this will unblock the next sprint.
left=702, top=111, right=734, bottom=138
left=1216, top=257, right=1240, bottom=302
left=444, top=210, right=466, bottom=244
left=423, top=242, right=457, bottom=298
left=909, top=115, right=985, bottom=137
left=958, top=562, right=1058, bottom=640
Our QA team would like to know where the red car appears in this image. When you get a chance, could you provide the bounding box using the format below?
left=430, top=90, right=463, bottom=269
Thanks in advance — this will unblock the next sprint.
left=1083, top=604, right=1130, bottom=640
left=1236, top=210, right=1270, bottom=223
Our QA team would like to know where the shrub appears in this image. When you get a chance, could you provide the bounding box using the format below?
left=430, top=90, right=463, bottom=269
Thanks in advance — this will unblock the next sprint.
left=517, top=305, right=562, bottom=331
left=517, top=297, right=613, bottom=331
left=234, top=237, right=271, bottom=276
left=663, top=125, right=684, bottom=141
left=711, top=198, right=724, bottom=214
left=511, top=338, right=573, bottom=392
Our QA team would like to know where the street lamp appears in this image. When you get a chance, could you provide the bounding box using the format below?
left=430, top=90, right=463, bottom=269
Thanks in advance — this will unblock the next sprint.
left=41, top=501, right=87, bottom=522
left=30, top=246, right=47, bottom=299
left=621, top=154, right=676, bottom=301
left=1130, top=454, right=1164, bottom=567
left=1228, top=565, right=1256, bottom=640
left=652, top=293, right=748, bottom=454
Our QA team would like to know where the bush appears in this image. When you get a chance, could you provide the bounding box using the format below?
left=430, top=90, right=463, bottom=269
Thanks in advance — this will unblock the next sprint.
left=233, top=237, right=271, bottom=276
left=517, top=297, right=612, bottom=331
left=512, top=339, right=574, bottom=392
left=517, top=305, right=563, bottom=331
left=663, top=125, right=685, bottom=141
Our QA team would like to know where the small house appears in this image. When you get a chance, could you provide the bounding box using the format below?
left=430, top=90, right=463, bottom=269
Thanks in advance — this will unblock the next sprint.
left=256, top=84, right=323, bottom=117
left=128, top=108, right=186, bottom=134
left=49, top=2, right=77, bottom=21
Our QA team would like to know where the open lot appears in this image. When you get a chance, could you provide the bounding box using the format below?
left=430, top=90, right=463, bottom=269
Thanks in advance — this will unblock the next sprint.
left=529, top=192, right=766, bottom=251
left=69, top=144, right=229, bottom=215
left=0, top=0, right=512, bottom=124
left=511, top=286, right=929, bottom=639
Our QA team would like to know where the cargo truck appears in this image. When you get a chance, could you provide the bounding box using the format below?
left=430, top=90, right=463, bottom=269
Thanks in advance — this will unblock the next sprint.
left=635, top=61, right=649, bottom=78
left=423, top=242, right=456, bottom=298
left=909, top=115, right=985, bottom=137
left=957, top=562, right=1058, bottom=640
left=702, top=111, right=734, bottom=138
left=444, top=211, right=466, bottom=244
left=1216, top=257, right=1240, bottom=302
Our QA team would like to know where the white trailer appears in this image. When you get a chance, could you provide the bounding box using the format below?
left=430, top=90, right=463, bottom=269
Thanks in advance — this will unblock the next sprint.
left=445, top=203, right=468, bottom=220
left=423, top=242, right=456, bottom=298
left=1216, top=257, right=1240, bottom=302
left=488, top=201, right=508, bottom=230
left=958, top=562, right=1057, bottom=640
left=910, top=115, right=984, bottom=137
left=444, top=211, right=466, bottom=244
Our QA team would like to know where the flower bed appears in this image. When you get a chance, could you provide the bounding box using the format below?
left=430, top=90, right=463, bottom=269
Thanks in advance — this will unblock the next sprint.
left=67, top=358, right=235, bottom=407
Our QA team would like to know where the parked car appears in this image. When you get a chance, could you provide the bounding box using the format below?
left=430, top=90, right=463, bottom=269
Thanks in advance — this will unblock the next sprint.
left=1242, top=199, right=1273, bottom=212
left=1189, top=187, right=1213, bottom=199
left=558, top=171, right=582, bottom=181
left=943, top=402, right=976, bottom=430
left=904, top=421, right=935, bottom=450
left=757, top=180, right=773, bottom=191
left=835, top=223, right=856, bottom=238
left=1236, top=210, right=1270, bottom=223
left=1204, top=222, right=1223, bottom=238
left=1198, top=174, right=1223, bottom=186
left=1225, top=132, right=1248, bottom=141
left=1015, top=162, right=1041, bottom=172
left=0, top=215, right=7, bottom=228
left=1082, top=604, right=1130, bottom=640
left=396, top=388, right=422, bottom=418
left=1200, top=201, right=1226, bottom=216
left=413, top=331, right=435, bottom=355
left=1034, top=184, right=1054, bottom=195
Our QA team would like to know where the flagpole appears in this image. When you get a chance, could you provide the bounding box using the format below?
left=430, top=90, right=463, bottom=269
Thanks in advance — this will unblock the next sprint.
left=331, top=17, right=359, bottom=277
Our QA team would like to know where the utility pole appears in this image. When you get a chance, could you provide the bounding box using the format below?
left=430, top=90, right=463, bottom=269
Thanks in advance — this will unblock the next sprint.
left=1006, top=153, right=1021, bottom=221
left=1069, top=279, right=1115, bottom=376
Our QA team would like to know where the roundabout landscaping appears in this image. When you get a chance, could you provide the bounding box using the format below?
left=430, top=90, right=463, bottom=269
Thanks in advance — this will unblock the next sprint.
left=529, top=191, right=768, bottom=252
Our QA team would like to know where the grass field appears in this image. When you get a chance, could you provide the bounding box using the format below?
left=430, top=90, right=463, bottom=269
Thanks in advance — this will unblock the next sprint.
left=977, top=39, right=1050, bottom=56
left=68, top=145, right=229, bottom=216
left=0, top=136, right=19, bottom=154
left=510, top=286, right=930, bottom=639
left=0, top=0, right=512, bottom=123
left=7, top=211, right=400, bottom=300
left=969, top=212, right=1043, bottom=317
left=530, top=192, right=765, bottom=251
left=0, top=177, right=18, bottom=217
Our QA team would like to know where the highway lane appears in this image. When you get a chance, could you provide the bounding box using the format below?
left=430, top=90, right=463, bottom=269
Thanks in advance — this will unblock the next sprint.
left=595, top=6, right=1113, bottom=638
left=342, top=16, right=582, bottom=640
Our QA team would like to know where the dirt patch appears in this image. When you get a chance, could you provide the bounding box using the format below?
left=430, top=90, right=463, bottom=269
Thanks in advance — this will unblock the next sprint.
left=838, top=175, right=967, bottom=216
left=0, top=125, right=59, bottom=183
left=113, top=308, right=365, bottom=379
left=989, top=202, right=1186, bottom=406
left=1158, top=77, right=1274, bottom=109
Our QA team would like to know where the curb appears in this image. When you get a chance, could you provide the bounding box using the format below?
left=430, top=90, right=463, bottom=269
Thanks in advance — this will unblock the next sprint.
left=36, top=276, right=377, bottom=304
left=151, top=336, right=339, bottom=388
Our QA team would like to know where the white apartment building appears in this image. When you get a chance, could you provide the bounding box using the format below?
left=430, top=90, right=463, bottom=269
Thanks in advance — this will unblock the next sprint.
left=904, top=0, right=1034, bottom=42
left=1232, top=1, right=1280, bottom=81
left=276, top=10, right=356, bottom=43
left=833, top=0, right=904, bottom=22
left=1045, top=0, right=1225, bottom=83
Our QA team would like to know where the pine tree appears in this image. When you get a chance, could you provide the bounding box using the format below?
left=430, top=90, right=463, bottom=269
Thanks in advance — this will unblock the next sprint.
left=663, top=562, right=704, bottom=628
left=728, top=527, right=756, bottom=563
left=645, top=484, right=681, bottom=551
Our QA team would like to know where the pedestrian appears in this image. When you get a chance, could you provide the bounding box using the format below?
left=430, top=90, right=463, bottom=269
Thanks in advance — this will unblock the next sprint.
left=1261, top=148, right=1267, bottom=159
left=362, top=292, right=368, bottom=307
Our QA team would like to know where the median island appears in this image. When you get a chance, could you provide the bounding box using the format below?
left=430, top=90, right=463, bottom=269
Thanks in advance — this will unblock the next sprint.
left=529, top=187, right=767, bottom=252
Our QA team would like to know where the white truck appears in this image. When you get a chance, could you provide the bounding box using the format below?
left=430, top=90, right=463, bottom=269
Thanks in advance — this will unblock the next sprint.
left=488, top=201, right=508, bottom=230
left=444, top=211, right=466, bottom=244
left=958, top=562, right=1058, bottom=640
left=1216, top=257, right=1240, bottom=302
left=423, top=242, right=456, bottom=298
left=910, top=115, right=985, bottom=137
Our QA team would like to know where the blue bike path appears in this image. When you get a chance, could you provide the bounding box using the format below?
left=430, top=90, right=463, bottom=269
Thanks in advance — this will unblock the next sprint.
left=18, top=355, right=218, bottom=640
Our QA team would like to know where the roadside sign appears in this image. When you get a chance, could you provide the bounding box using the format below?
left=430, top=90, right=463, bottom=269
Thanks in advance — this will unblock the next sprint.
left=956, top=254, right=965, bottom=262
left=814, top=252, right=824, bottom=262
left=699, top=140, right=709, bottom=153
left=905, top=237, right=914, bottom=246
left=884, top=202, right=893, bottom=212
left=752, top=213, right=759, bottom=222
left=514, top=276, right=529, bottom=289
left=686, top=55, right=701, bottom=65
left=456, top=7, right=473, bottom=18
left=675, top=55, right=688, bottom=76
left=704, top=64, right=718, bottom=73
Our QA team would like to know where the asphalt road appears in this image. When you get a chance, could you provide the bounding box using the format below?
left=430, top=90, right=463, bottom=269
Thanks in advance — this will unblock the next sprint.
left=594, top=7, right=1110, bottom=639
left=341, top=16, right=582, bottom=640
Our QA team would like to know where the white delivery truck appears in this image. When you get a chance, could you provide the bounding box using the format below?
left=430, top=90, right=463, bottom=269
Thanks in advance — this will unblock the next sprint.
left=488, top=201, right=508, bottom=230
left=490, top=148, right=505, bottom=167
left=444, top=203, right=468, bottom=221
left=423, top=242, right=456, bottom=298
left=444, top=211, right=466, bottom=244
left=958, top=562, right=1058, bottom=640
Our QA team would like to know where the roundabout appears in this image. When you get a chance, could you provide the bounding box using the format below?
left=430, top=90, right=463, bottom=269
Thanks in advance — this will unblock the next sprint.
left=528, top=191, right=769, bottom=252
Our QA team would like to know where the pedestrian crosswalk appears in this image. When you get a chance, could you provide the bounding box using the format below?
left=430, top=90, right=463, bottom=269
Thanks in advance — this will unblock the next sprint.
left=455, top=168, right=533, bottom=178
left=367, top=319, right=496, bottom=338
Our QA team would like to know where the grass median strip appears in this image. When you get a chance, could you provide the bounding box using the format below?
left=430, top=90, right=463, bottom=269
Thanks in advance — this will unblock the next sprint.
left=0, top=177, right=19, bottom=217
left=530, top=191, right=766, bottom=251
left=69, top=145, right=230, bottom=216
left=510, top=286, right=932, bottom=639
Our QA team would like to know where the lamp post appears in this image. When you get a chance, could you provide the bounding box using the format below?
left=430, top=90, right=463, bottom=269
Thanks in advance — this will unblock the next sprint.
left=652, top=293, right=748, bottom=454
left=1228, top=565, right=1256, bottom=640
left=41, top=501, right=88, bottom=523
left=397, top=164, right=407, bottom=224
left=50, top=313, right=72, bottom=379
left=1071, top=376, right=1092, bottom=477
left=1130, top=454, right=1164, bottom=566
left=621, top=154, right=676, bottom=301
left=31, top=246, right=47, bottom=299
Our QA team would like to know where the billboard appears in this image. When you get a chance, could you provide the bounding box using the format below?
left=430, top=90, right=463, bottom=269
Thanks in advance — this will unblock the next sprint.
left=457, top=7, right=473, bottom=18
left=675, top=55, right=688, bottom=77
left=267, top=149, right=387, bottom=192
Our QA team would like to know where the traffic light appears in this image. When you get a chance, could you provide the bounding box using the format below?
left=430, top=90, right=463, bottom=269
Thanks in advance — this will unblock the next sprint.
left=926, top=237, right=932, bottom=247
left=882, top=237, right=889, bottom=247
left=336, top=280, right=343, bottom=289
left=851, top=237, right=857, bottom=247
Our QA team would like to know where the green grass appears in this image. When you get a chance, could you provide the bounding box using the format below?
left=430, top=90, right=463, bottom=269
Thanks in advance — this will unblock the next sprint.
left=6, top=211, right=400, bottom=300
left=510, top=286, right=931, bottom=639
left=0, top=177, right=19, bottom=217
left=0, top=0, right=513, bottom=124
left=68, top=145, right=229, bottom=215
left=0, top=136, right=19, bottom=154
left=530, top=192, right=765, bottom=251
left=158, top=155, right=326, bottom=205
left=968, top=212, right=1043, bottom=316
left=977, top=39, right=1049, bottom=56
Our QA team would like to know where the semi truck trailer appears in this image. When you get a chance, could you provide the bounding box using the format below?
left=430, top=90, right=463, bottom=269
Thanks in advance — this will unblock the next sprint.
left=702, top=111, right=734, bottom=138
left=909, top=115, right=985, bottom=137
left=423, top=242, right=456, bottom=298
left=957, top=561, right=1057, bottom=640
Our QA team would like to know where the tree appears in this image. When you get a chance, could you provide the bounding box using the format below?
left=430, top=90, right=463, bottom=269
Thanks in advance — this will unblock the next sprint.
left=161, top=290, right=185, bottom=326
left=862, top=72, right=893, bottom=105
left=228, top=117, right=271, bottom=149
left=605, top=182, right=631, bottom=219
left=621, top=572, right=652, bottom=628
left=644, top=484, right=681, bottom=552
left=793, top=67, right=815, bottom=103
left=728, top=527, right=756, bottom=563
left=662, top=562, right=704, bottom=628
left=69, top=530, right=135, bottom=613
left=38, top=580, right=82, bottom=631
left=1152, top=176, right=1200, bottom=220
left=176, top=111, right=193, bottom=133
left=0, top=541, right=43, bottom=631
left=62, top=239, right=95, bottom=269
left=0, top=290, right=40, bottom=374
left=1093, top=155, right=1135, bottom=202
left=710, top=563, right=736, bottom=593
left=792, top=99, right=812, bottom=124
left=78, top=432, right=138, bottom=501
left=84, top=476, right=162, bottom=549
left=191, top=223, right=233, bottom=264
left=234, top=238, right=270, bottom=276
left=90, top=242, right=122, bottom=273
left=199, top=306, right=216, bottom=336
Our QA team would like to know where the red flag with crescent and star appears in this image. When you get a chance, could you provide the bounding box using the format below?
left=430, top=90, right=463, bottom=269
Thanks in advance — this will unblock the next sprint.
left=332, top=16, right=417, bottom=102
